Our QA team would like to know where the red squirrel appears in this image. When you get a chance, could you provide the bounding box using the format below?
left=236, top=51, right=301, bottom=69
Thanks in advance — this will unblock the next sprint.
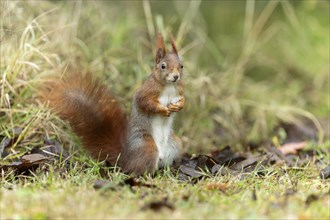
left=42, top=33, right=185, bottom=175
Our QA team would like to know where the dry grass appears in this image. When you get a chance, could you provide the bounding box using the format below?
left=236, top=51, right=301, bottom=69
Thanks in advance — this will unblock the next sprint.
left=1, top=1, right=328, bottom=158
left=0, top=1, right=329, bottom=218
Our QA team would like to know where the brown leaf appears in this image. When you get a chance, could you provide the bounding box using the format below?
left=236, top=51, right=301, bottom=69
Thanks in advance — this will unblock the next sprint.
left=31, top=138, right=68, bottom=159
left=195, top=155, right=217, bottom=170
left=205, top=182, right=228, bottom=192
left=21, top=154, right=48, bottom=164
left=211, top=164, right=236, bottom=176
left=141, top=198, right=175, bottom=212
left=211, top=146, right=246, bottom=166
left=278, top=142, right=306, bottom=155
left=180, top=166, right=204, bottom=178
left=0, top=153, right=48, bottom=173
left=305, top=194, right=319, bottom=206
left=176, top=155, right=217, bottom=180
left=122, top=177, right=156, bottom=188
left=181, top=194, right=190, bottom=201
left=230, top=155, right=262, bottom=171
left=179, top=155, right=198, bottom=168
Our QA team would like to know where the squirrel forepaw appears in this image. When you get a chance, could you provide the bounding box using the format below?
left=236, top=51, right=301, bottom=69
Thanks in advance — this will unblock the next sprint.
left=167, top=103, right=183, bottom=112
left=160, top=107, right=171, bottom=117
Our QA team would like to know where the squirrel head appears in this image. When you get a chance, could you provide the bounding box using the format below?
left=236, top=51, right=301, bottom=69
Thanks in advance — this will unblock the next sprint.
left=154, top=33, right=183, bottom=84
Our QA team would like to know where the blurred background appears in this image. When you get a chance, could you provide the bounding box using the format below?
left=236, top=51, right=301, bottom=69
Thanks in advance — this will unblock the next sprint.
left=0, top=0, right=329, bottom=155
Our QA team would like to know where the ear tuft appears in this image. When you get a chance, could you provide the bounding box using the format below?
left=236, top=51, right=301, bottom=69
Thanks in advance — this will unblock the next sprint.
left=155, top=33, right=166, bottom=64
left=170, top=35, right=178, bottom=55
left=156, top=33, right=166, bottom=54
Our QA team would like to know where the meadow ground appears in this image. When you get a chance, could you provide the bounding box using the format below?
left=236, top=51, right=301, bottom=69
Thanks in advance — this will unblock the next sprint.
left=1, top=1, right=329, bottom=219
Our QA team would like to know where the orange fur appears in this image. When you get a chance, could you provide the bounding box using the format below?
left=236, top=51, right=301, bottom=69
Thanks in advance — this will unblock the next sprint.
left=156, top=33, right=166, bottom=53
left=135, top=77, right=170, bottom=116
left=41, top=72, right=127, bottom=164
left=169, top=35, right=178, bottom=55
left=121, top=134, right=158, bottom=174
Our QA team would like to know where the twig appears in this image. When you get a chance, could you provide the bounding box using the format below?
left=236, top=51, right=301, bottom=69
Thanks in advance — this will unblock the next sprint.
left=264, top=143, right=293, bottom=166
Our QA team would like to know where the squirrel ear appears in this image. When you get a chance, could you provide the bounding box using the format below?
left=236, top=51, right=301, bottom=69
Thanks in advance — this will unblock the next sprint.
left=155, top=33, right=166, bottom=64
left=155, top=48, right=165, bottom=64
left=170, top=35, right=178, bottom=55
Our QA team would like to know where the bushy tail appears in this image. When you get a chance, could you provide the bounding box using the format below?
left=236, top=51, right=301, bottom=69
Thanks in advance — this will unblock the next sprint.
left=41, top=72, right=128, bottom=164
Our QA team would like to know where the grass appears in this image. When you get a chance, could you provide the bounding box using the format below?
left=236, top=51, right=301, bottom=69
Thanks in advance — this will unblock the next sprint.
left=0, top=0, right=329, bottom=219
left=1, top=160, right=329, bottom=219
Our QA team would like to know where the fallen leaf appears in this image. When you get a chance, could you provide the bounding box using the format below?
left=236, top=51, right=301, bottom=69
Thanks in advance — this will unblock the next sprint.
left=0, top=128, right=23, bottom=158
left=93, top=179, right=117, bottom=191
left=176, top=155, right=217, bottom=180
left=211, top=164, right=221, bottom=175
left=0, top=153, right=48, bottom=173
left=195, top=155, right=217, bottom=171
left=280, top=122, right=318, bottom=143
left=141, top=198, right=175, bottom=212
left=122, top=177, right=156, bottom=188
left=93, top=179, right=110, bottom=189
left=21, top=154, right=48, bottom=164
left=181, top=194, right=190, bottom=201
left=31, top=138, right=68, bottom=158
left=211, top=146, right=246, bottom=166
left=264, top=144, right=294, bottom=166
left=179, top=155, right=198, bottom=169
left=278, top=142, right=306, bottom=155
left=211, top=164, right=236, bottom=176
left=177, top=173, right=191, bottom=182
left=305, top=194, right=319, bottom=206
left=180, top=166, right=204, bottom=178
left=176, top=150, right=260, bottom=181
left=320, top=165, right=330, bottom=179
left=230, top=155, right=262, bottom=171
left=206, top=182, right=228, bottom=192
left=0, top=137, right=13, bottom=158
left=171, top=153, right=192, bottom=170
left=3, top=161, right=23, bottom=167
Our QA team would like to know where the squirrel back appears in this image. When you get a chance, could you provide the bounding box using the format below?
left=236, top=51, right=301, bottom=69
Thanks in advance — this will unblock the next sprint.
left=41, top=72, right=127, bottom=164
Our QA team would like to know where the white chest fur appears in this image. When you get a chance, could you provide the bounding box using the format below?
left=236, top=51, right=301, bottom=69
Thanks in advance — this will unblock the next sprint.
left=152, top=85, right=180, bottom=167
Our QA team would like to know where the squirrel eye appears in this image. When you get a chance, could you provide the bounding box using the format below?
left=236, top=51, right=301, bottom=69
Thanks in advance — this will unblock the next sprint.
left=180, top=64, right=183, bottom=69
left=161, top=63, right=166, bottom=70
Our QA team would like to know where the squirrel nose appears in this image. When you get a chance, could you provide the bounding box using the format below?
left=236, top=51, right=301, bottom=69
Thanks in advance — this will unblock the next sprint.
left=173, top=75, right=179, bottom=81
